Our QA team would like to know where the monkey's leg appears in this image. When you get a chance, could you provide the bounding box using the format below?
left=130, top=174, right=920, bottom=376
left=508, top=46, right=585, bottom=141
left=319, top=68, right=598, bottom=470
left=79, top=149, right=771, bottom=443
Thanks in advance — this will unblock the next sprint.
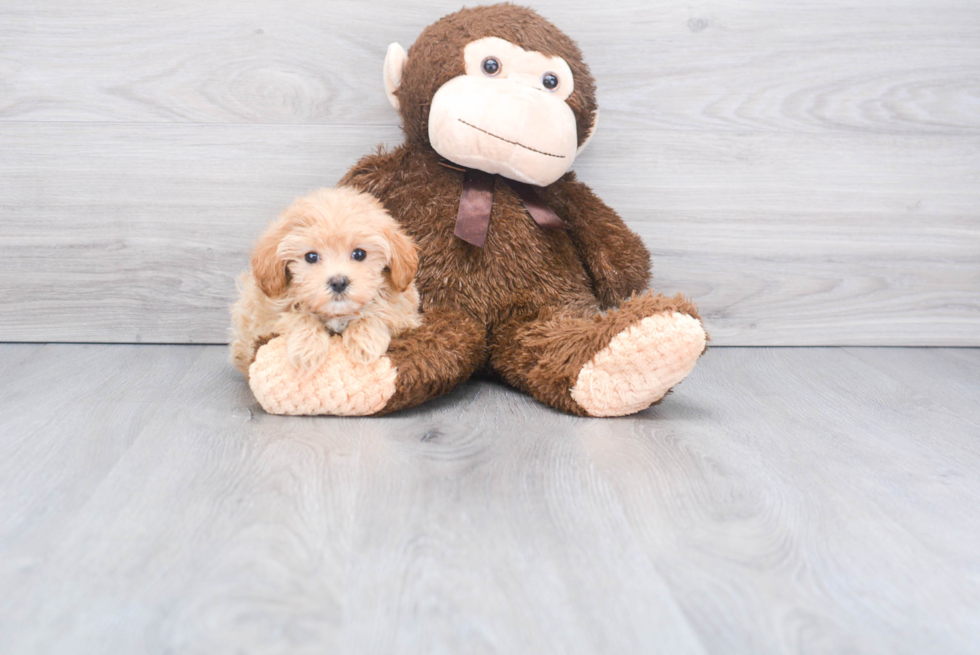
left=377, top=305, right=487, bottom=414
left=489, top=292, right=707, bottom=417
left=248, top=305, right=486, bottom=416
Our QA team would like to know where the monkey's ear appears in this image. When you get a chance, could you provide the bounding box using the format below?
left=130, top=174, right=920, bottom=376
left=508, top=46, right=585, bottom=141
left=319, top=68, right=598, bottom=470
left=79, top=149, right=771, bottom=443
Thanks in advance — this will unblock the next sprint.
left=383, top=43, right=408, bottom=110
left=577, top=108, right=600, bottom=156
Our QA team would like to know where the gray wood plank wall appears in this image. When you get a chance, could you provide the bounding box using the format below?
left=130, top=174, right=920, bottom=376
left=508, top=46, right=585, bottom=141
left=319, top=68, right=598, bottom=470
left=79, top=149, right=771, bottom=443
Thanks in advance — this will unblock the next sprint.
left=1, top=1, right=978, bottom=345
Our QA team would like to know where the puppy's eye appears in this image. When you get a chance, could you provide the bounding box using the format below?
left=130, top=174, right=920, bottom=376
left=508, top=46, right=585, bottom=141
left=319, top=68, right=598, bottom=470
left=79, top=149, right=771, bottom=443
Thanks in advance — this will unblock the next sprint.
left=351, top=248, right=367, bottom=262
left=481, top=57, right=500, bottom=76
left=304, top=252, right=319, bottom=264
left=542, top=72, right=559, bottom=90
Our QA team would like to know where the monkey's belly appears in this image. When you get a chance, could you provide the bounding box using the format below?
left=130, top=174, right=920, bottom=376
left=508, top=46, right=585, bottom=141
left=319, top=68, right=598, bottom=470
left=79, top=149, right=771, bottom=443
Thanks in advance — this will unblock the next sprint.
left=414, top=206, right=598, bottom=323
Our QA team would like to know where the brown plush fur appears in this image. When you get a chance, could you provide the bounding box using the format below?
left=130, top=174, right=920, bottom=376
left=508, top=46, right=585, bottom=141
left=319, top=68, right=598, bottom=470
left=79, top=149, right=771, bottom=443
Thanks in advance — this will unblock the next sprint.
left=329, top=4, right=705, bottom=415
left=340, top=148, right=699, bottom=416
left=489, top=292, right=701, bottom=414
left=245, top=4, right=703, bottom=416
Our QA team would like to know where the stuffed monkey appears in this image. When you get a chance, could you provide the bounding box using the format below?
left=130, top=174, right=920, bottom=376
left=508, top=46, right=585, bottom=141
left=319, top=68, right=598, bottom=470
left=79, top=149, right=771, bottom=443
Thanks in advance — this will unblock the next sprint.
left=246, top=4, right=707, bottom=417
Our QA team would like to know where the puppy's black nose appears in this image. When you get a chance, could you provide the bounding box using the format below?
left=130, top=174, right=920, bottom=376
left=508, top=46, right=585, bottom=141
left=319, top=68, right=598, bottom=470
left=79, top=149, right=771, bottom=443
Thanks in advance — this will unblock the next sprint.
left=328, top=275, right=349, bottom=293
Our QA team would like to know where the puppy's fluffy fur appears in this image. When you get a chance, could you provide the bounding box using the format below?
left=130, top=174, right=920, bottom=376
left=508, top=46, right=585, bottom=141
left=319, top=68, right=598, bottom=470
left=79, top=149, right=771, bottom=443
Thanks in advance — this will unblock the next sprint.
left=231, top=187, right=422, bottom=379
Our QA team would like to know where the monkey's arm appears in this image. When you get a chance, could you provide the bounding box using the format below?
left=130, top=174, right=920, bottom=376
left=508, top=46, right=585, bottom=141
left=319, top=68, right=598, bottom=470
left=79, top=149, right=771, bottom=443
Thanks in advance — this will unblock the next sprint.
left=547, top=174, right=652, bottom=308
left=338, top=145, right=404, bottom=201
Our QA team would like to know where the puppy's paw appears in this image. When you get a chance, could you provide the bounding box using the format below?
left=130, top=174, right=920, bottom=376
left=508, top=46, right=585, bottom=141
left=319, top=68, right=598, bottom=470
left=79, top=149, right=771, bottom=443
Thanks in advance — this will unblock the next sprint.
left=286, top=324, right=331, bottom=371
left=343, top=321, right=391, bottom=364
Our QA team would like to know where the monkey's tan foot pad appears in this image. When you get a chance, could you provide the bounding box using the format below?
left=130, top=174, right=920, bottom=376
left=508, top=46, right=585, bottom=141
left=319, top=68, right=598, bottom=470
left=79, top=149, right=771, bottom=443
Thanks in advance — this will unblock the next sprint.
left=249, top=336, right=397, bottom=416
left=571, top=312, right=706, bottom=417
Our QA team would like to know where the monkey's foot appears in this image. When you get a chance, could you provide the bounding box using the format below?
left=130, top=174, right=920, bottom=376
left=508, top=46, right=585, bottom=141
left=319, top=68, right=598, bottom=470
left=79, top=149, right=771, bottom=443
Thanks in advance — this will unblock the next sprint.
left=570, top=312, right=706, bottom=417
left=249, top=336, right=396, bottom=416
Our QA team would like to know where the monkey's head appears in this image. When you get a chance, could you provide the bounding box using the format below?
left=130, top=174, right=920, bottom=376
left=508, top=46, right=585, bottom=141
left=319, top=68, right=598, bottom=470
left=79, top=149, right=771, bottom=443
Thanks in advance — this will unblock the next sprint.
left=383, top=4, right=599, bottom=187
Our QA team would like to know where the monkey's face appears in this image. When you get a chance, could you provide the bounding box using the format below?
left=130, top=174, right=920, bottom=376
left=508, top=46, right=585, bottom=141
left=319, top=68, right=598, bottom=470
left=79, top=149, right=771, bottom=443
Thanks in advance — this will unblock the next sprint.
left=425, top=37, right=579, bottom=187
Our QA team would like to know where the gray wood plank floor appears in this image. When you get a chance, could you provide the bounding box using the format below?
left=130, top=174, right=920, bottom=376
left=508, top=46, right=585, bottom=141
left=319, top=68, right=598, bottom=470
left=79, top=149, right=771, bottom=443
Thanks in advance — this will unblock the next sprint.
left=1, top=345, right=978, bottom=654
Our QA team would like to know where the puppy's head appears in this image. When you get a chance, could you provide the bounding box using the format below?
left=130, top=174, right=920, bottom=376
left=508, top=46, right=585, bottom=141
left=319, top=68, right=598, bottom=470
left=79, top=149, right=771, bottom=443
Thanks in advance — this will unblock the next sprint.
left=251, top=187, right=418, bottom=317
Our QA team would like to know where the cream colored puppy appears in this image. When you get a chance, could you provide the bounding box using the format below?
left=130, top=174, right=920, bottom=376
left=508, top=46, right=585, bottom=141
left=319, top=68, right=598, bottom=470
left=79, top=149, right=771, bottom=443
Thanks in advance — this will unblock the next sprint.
left=231, top=187, right=421, bottom=379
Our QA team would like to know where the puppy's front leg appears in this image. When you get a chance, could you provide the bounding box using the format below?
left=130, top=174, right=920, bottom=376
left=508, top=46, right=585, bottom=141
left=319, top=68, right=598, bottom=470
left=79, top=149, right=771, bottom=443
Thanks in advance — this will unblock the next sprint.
left=342, top=316, right=391, bottom=364
left=277, top=311, right=331, bottom=371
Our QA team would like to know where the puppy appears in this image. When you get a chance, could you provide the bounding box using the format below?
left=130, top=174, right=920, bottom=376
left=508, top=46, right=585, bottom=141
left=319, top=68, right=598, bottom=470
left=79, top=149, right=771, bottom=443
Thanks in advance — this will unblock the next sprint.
left=230, top=187, right=421, bottom=379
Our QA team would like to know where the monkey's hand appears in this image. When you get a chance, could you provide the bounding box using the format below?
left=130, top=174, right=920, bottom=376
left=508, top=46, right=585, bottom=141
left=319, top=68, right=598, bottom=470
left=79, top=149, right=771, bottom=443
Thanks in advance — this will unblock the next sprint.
left=547, top=175, right=653, bottom=309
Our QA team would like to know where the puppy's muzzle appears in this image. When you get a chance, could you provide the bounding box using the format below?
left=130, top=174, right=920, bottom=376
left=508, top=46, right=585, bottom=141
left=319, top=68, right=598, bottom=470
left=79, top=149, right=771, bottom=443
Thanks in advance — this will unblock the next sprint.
left=328, top=275, right=349, bottom=294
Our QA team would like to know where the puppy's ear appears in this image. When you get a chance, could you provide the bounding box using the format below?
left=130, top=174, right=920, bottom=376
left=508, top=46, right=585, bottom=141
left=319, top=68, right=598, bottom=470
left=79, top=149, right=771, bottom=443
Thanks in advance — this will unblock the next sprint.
left=385, top=224, right=418, bottom=293
left=251, top=218, right=290, bottom=298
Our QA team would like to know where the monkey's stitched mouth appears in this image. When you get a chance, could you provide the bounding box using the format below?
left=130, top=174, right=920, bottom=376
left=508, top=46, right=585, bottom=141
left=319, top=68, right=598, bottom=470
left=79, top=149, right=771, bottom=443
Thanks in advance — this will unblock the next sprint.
left=457, top=119, right=566, bottom=159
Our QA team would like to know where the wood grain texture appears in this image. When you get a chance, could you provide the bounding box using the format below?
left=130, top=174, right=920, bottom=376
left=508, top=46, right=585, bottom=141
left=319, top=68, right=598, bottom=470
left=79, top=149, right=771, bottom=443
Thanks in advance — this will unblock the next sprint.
left=1, top=345, right=979, bottom=653
left=582, top=347, right=980, bottom=653
left=842, top=347, right=980, bottom=425
left=1, top=0, right=978, bottom=345
left=0, top=123, right=977, bottom=344
left=1, top=1, right=977, bottom=134
left=0, top=344, right=205, bottom=638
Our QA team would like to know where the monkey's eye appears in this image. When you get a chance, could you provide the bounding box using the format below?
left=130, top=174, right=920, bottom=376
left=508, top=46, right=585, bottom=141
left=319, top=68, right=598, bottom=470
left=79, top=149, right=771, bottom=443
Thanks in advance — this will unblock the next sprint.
left=351, top=248, right=367, bottom=262
left=542, top=72, right=559, bottom=90
left=481, top=57, right=501, bottom=76
left=304, top=252, right=319, bottom=264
